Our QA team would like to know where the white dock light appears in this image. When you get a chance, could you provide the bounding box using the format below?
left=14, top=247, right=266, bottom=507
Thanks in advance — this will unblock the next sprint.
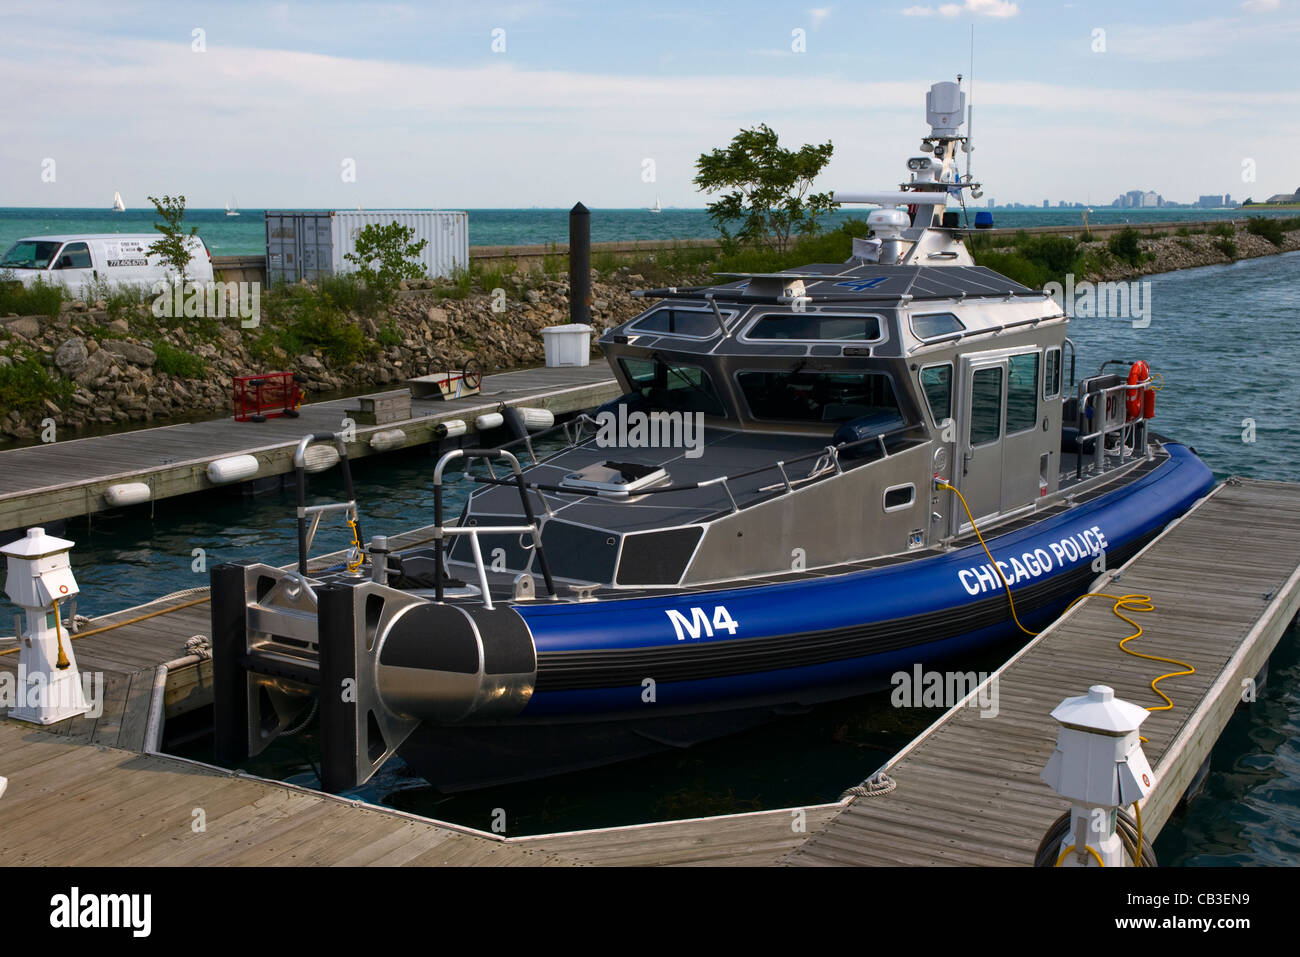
left=1040, top=684, right=1155, bottom=866
left=1, top=527, right=91, bottom=724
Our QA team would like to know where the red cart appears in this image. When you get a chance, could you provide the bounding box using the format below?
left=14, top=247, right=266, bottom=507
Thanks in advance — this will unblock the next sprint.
left=233, top=372, right=308, bottom=422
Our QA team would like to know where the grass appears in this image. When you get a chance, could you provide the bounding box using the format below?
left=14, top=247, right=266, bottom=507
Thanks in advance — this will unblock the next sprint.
left=153, top=340, right=208, bottom=378
left=0, top=274, right=64, bottom=319
left=0, top=349, right=74, bottom=415
left=250, top=283, right=371, bottom=363
left=1214, top=237, right=1238, bottom=259
left=434, top=267, right=474, bottom=300
left=377, top=319, right=402, bottom=347
left=541, top=243, right=566, bottom=278
left=1209, top=222, right=1235, bottom=238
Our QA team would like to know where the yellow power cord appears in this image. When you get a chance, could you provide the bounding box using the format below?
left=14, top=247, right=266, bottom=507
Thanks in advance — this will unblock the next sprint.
left=1056, top=843, right=1106, bottom=867
left=345, top=516, right=365, bottom=573
left=52, top=597, right=69, bottom=670
left=939, top=480, right=1193, bottom=868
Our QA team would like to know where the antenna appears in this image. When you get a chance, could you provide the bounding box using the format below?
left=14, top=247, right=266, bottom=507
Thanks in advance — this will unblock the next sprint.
left=965, top=25, right=975, bottom=186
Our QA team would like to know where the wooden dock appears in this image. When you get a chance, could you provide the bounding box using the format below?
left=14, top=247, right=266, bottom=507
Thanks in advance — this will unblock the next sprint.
left=786, top=478, right=1300, bottom=865
left=0, top=363, right=618, bottom=532
left=1, top=478, right=1297, bottom=866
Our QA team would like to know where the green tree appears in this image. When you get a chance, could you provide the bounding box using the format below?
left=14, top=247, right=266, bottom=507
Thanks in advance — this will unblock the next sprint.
left=147, top=194, right=198, bottom=282
left=694, top=124, right=836, bottom=254
left=344, top=222, right=429, bottom=303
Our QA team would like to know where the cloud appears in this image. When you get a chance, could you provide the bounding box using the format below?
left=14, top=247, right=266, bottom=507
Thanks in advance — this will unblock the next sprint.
left=809, top=7, right=833, bottom=27
left=2, top=29, right=1297, bottom=207
left=904, top=0, right=1019, bottom=16
left=1242, top=0, right=1280, bottom=11
left=1102, top=15, right=1300, bottom=61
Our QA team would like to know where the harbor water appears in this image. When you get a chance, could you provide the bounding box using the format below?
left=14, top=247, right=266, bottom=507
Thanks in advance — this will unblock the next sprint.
left=2, top=250, right=1297, bottom=861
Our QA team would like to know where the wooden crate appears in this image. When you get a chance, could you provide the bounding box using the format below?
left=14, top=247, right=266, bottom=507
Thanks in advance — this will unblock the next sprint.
left=345, top=390, right=412, bottom=425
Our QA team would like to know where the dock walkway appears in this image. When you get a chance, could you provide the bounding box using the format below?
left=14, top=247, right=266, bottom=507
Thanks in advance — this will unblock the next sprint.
left=786, top=478, right=1300, bottom=865
left=2, top=479, right=1297, bottom=865
left=0, top=364, right=618, bottom=532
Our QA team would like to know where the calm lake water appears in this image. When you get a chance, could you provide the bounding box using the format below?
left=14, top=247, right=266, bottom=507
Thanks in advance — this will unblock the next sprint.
left=1, top=206, right=1291, bottom=258
left=3, top=251, right=1297, bottom=860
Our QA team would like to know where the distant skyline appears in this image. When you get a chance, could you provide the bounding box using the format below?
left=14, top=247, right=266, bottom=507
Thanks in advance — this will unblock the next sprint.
left=3, top=0, right=1298, bottom=210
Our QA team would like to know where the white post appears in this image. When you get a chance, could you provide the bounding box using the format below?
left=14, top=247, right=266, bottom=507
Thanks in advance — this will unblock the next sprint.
left=2, top=527, right=90, bottom=724
left=1040, top=684, right=1155, bottom=866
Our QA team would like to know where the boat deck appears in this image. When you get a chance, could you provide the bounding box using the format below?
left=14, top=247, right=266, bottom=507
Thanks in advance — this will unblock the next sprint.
left=2, top=478, right=1297, bottom=866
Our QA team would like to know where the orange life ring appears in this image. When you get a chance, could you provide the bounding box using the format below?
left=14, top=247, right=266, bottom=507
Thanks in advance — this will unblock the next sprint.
left=1126, top=360, right=1149, bottom=420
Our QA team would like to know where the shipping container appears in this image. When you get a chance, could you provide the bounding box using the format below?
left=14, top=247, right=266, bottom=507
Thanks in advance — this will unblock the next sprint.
left=264, top=210, right=469, bottom=285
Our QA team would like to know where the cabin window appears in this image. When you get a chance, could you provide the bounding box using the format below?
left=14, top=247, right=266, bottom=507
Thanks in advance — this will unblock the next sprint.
left=1044, top=347, right=1062, bottom=399
left=736, top=369, right=901, bottom=424
left=744, top=313, right=882, bottom=342
left=629, top=306, right=723, bottom=339
left=0, top=240, right=62, bottom=270
left=919, top=363, right=952, bottom=427
left=53, top=243, right=92, bottom=269
left=1006, top=352, right=1040, bottom=434
left=618, top=357, right=727, bottom=417
left=910, top=312, right=966, bottom=341
left=969, top=367, right=1003, bottom=445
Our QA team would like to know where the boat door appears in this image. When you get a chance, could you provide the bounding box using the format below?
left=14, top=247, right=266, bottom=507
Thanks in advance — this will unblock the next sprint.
left=956, top=353, right=1007, bottom=525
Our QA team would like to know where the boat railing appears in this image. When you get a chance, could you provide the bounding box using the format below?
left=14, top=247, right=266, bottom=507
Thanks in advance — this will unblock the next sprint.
left=430, top=416, right=920, bottom=605
left=432, top=447, right=557, bottom=608
left=1073, top=375, right=1154, bottom=479
left=464, top=419, right=921, bottom=514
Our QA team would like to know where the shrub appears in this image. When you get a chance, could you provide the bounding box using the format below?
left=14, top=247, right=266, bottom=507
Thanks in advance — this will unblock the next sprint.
left=1246, top=216, right=1285, bottom=246
left=1014, top=234, right=1081, bottom=278
left=377, top=320, right=402, bottom=347
left=1214, top=237, right=1238, bottom=259
left=1107, top=227, right=1143, bottom=266
left=343, top=222, right=428, bottom=304
left=969, top=250, right=1050, bottom=289
left=1209, top=222, right=1234, bottom=238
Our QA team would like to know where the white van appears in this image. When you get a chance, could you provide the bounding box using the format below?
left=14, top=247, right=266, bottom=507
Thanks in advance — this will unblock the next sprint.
left=0, top=233, right=214, bottom=296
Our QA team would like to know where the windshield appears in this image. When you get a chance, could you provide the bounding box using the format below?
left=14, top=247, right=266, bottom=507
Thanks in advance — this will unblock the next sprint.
left=0, top=241, right=62, bottom=270
left=738, top=369, right=902, bottom=424
left=619, top=356, right=727, bottom=416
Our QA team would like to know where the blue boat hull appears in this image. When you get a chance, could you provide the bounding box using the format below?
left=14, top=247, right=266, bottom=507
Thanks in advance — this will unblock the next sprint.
left=513, top=443, right=1213, bottom=720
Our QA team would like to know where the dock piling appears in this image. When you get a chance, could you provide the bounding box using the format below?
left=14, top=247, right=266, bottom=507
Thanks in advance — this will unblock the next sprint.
left=569, top=202, right=591, bottom=325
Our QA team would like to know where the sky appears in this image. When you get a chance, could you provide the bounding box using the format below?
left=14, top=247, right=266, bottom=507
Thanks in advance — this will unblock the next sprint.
left=2, top=0, right=1298, bottom=209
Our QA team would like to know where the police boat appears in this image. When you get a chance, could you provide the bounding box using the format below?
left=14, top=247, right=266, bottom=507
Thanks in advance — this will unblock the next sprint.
left=210, top=81, right=1213, bottom=792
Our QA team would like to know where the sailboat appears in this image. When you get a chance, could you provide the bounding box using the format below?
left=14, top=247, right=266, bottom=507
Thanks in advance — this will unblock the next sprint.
left=226, top=196, right=240, bottom=217
left=649, top=195, right=662, bottom=214
left=111, top=191, right=125, bottom=213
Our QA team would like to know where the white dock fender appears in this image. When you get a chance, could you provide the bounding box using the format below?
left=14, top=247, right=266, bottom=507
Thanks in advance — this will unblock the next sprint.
left=369, top=428, right=407, bottom=451
left=475, top=411, right=504, bottom=431
left=519, top=407, right=554, bottom=430
left=206, top=454, right=260, bottom=484
left=303, top=444, right=340, bottom=473
left=104, top=482, right=151, bottom=507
